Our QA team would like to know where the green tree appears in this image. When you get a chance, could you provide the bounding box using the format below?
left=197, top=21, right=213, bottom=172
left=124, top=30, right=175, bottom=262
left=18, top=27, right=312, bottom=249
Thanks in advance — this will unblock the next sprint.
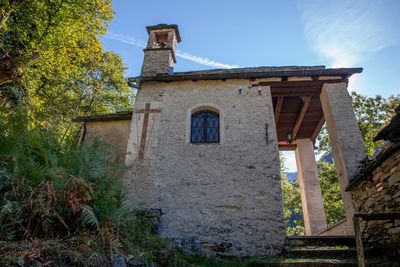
left=318, top=162, right=345, bottom=225
left=1, top=0, right=133, bottom=144
left=280, top=154, right=304, bottom=236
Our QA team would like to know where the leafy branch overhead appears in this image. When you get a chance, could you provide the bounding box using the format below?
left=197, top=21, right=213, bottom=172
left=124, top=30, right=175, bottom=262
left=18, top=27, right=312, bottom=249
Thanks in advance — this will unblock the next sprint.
left=0, top=0, right=134, bottom=143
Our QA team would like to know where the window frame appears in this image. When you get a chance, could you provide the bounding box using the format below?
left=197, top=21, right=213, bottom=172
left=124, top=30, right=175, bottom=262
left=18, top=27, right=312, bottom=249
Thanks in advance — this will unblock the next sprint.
left=190, top=110, right=220, bottom=144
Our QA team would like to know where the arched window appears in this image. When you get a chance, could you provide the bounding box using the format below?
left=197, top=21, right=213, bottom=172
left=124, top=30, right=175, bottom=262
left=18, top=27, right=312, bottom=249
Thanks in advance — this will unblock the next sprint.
left=191, top=110, right=220, bottom=143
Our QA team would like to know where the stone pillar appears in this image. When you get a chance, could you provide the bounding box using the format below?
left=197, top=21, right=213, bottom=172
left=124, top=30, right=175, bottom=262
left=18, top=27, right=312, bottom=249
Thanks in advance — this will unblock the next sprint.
left=320, top=82, right=366, bottom=234
left=295, top=139, right=327, bottom=235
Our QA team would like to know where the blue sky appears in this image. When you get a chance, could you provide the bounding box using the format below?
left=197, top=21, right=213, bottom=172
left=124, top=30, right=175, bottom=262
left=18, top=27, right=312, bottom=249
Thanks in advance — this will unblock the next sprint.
left=102, top=0, right=400, bottom=171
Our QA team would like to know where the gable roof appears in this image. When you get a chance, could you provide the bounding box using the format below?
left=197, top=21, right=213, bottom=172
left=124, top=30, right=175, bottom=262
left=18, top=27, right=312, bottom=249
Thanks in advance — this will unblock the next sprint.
left=134, top=65, right=362, bottom=83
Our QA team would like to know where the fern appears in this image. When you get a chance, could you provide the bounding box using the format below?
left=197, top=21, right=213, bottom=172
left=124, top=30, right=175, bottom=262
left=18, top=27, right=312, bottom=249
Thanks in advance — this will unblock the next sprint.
left=0, top=107, right=166, bottom=264
left=0, top=167, right=12, bottom=194
left=0, top=201, right=13, bottom=222
left=81, top=206, right=99, bottom=230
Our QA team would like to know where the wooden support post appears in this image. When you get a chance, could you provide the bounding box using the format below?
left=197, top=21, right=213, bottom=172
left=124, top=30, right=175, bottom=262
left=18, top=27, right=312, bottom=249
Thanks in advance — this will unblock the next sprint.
left=295, top=139, right=327, bottom=235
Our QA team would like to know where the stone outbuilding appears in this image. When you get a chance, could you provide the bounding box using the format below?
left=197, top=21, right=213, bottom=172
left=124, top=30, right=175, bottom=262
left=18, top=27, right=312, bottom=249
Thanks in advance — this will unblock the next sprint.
left=75, top=111, right=132, bottom=161
left=76, top=24, right=366, bottom=257
left=347, top=105, right=400, bottom=263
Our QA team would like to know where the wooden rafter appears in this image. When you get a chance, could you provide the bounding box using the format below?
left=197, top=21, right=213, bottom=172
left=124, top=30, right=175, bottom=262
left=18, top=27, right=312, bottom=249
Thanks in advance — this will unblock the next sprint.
left=311, top=115, right=325, bottom=142
left=274, top=96, right=284, bottom=125
left=291, top=96, right=311, bottom=140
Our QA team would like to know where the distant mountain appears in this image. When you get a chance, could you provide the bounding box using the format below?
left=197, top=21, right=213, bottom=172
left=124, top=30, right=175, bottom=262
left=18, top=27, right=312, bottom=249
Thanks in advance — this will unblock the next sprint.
left=286, top=172, right=298, bottom=183
left=319, top=152, right=333, bottom=164
left=283, top=152, right=333, bottom=182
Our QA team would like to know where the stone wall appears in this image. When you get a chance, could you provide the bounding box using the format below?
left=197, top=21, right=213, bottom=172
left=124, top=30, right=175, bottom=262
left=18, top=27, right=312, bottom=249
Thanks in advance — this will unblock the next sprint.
left=125, top=79, right=285, bottom=257
left=141, top=49, right=174, bottom=76
left=349, top=142, right=400, bottom=255
left=84, top=120, right=131, bottom=162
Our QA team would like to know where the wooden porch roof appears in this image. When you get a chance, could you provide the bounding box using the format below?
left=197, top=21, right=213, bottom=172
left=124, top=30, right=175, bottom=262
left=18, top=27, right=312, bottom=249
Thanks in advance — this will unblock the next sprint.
left=270, top=80, right=341, bottom=151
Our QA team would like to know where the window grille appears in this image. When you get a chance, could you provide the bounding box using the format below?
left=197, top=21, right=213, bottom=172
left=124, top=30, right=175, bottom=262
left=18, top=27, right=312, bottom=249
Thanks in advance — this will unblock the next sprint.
left=191, top=111, right=219, bottom=143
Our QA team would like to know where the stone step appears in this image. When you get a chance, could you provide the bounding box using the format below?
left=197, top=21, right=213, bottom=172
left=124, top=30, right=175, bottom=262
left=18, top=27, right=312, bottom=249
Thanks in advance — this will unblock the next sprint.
left=258, top=258, right=400, bottom=267
left=284, top=246, right=357, bottom=258
left=286, top=236, right=356, bottom=247
left=259, top=258, right=358, bottom=267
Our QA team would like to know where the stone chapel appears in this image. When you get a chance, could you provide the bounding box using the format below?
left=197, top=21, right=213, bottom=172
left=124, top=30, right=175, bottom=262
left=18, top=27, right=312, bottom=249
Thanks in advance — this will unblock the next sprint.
left=75, top=24, right=367, bottom=257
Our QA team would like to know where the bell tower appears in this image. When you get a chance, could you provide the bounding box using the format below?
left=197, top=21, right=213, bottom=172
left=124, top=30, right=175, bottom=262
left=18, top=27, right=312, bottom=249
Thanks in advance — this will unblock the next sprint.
left=141, top=24, right=181, bottom=76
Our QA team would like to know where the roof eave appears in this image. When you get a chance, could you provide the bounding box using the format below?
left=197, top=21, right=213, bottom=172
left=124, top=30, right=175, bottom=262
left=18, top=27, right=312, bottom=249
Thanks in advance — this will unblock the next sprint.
left=137, top=67, right=363, bottom=83
left=74, top=112, right=132, bottom=122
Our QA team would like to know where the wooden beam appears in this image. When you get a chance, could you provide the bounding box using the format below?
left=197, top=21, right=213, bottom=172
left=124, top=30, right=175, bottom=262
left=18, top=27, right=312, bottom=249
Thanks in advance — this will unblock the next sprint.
left=261, top=79, right=347, bottom=88
left=278, top=143, right=297, bottom=151
left=274, top=96, right=284, bottom=125
left=292, top=96, right=311, bottom=140
left=278, top=140, right=297, bottom=145
left=270, top=85, right=322, bottom=90
left=270, top=90, right=321, bottom=97
left=311, top=115, right=325, bottom=141
left=269, top=83, right=323, bottom=96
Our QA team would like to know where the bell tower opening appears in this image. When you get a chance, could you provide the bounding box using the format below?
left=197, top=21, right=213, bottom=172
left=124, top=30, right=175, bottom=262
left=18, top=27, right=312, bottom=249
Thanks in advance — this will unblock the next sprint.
left=141, top=24, right=181, bottom=76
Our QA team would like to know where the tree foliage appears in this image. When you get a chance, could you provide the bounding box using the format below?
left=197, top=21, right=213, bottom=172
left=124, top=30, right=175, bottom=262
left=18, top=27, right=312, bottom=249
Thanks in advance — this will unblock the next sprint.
left=281, top=174, right=305, bottom=236
left=280, top=154, right=305, bottom=236
left=0, top=0, right=133, bottom=144
left=318, top=162, right=345, bottom=225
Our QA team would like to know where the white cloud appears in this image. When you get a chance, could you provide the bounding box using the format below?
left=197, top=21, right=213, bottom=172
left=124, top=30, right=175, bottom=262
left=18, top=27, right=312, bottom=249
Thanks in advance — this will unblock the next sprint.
left=106, top=31, right=146, bottom=48
left=105, top=31, right=240, bottom=69
left=176, top=50, right=240, bottom=69
left=348, top=75, right=362, bottom=93
left=282, top=151, right=297, bottom=172
left=298, top=0, right=398, bottom=69
left=285, top=155, right=296, bottom=164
